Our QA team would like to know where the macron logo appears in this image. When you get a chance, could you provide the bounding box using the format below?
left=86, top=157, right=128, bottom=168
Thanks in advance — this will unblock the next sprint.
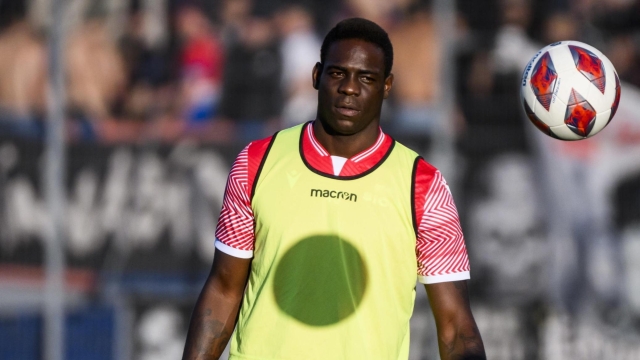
left=310, top=189, right=357, bottom=202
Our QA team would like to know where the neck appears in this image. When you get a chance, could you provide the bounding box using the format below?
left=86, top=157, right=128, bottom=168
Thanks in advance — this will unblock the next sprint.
left=312, top=120, right=380, bottom=158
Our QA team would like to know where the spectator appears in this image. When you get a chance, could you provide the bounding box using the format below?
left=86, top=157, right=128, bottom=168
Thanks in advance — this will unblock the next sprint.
left=541, top=11, right=578, bottom=44
left=275, top=3, right=321, bottom=126
left=343, top=0, right=396, bottom=28
left=176, top=5, right=225, bottom=129
left=0, top=9, right=46, bottom=138
left=219, top=0, right=252, bottom=46
left=387, top=2, right=441, bottom=138
left=493, top=0, right=540, bottom=75
left=112, top=5, right=164, bottom=136
left=120, top=3, right=172, bottom=98
left=218, top=12, right=283, bottom=142
left=66, top=17, right=127, bottom=140
left=607, top=34, right=640, bottom=88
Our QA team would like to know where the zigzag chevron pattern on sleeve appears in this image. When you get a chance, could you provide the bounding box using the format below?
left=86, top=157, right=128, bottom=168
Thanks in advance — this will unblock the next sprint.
left=415, top=161, right=470, bottom=283
left=214, top=145, right=256, bottom=252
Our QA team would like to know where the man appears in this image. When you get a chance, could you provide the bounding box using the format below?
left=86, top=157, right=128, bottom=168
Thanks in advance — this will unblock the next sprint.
left=183, top=18, right=486, bottom=360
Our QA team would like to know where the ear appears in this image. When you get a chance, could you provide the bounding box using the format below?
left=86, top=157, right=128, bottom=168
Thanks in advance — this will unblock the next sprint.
left=312, top=62, right=322, bottom=90
left=383, top=73, right=394, bottom=99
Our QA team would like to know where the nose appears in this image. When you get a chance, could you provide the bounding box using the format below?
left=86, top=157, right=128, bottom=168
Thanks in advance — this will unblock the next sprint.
left=338, top=74, right=360, bottom=96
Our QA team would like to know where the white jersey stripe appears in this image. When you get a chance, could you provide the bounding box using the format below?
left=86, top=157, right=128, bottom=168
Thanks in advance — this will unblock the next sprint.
left=352, top=130, right=385, bottom=162
left=215, top=239, right=253, bottom=258
left=419, top=271, right=470, bottom=284
left=307, top=123, right=329, bottom=156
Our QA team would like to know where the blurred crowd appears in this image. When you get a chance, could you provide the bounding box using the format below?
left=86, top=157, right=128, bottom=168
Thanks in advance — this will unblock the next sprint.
left=0, top=0, right=444, bottom=144
left=1, top=0, right=639, bottom=145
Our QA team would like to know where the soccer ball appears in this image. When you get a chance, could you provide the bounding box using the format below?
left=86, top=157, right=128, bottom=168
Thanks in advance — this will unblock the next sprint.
left=520, top=41, right=621, bottom=140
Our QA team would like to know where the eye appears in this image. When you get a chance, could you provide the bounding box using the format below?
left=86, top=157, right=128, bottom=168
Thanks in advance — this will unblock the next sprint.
left=330, top=71, right=344, bottom=78
left=361, top=76, right=375, bottom=83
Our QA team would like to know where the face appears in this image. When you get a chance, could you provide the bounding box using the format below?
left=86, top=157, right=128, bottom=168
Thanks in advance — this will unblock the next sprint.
left=313, top=39, right=393, bottom=135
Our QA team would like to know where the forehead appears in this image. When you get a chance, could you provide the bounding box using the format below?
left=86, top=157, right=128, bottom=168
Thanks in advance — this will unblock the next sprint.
left=324, top=39, right=385, bottom=73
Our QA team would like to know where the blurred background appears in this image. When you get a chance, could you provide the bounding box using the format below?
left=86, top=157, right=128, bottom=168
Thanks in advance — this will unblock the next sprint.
left=1, top=0, right=640, bottom=359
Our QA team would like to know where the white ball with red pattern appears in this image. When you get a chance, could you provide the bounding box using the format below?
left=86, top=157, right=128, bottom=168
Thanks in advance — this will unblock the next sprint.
left=520, top=40, right=621, bottom=140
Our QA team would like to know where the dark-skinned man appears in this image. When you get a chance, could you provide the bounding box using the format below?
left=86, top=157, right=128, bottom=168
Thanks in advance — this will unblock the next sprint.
left=183, top=18, right=486, bottom=360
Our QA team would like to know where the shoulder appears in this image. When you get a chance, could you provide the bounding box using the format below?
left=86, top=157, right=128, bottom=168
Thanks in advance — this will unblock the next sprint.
left=416, top=157, right=437, bottom=172
left=413, top=158, right=453, bottom=222
left=414, top=158, right=439, bottom=180
left=242, top=123, right=304, bottom=194
left=414, top=158, right=450, bottom=197
left=236, top=135, right=274, bottom=197
left=390, top=139, right=421, bottom=159
left=246, top=135, right=274, bottom=162
left=246, top=123, right=306, bottom=163
left=383, top=140, right=440, bottom=187
left=384, top=137, right=440, bottom=178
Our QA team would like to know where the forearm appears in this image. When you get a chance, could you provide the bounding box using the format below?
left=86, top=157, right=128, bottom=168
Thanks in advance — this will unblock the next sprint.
left=426, top=281, right=486, bottom=360
left=182, top=283, right=244, bottom=360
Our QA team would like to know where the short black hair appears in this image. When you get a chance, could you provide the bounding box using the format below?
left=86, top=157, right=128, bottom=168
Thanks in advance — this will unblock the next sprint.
left=320, top=18, right=393, bottom=77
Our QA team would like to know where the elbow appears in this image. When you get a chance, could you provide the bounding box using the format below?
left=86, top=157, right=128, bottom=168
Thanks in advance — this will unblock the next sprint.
left=438, top=318, right=486, bottom=360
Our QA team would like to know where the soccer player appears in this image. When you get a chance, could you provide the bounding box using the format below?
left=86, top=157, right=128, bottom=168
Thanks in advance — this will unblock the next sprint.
left=182, top=18, right=486, bottom=360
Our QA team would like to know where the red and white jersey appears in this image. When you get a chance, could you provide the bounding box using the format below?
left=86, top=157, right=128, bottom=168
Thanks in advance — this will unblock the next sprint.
left=215, top=122, right=470, bottom=284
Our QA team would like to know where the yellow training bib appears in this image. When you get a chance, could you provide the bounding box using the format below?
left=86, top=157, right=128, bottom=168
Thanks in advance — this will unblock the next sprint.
left=230, top=124, right=420, bottom=360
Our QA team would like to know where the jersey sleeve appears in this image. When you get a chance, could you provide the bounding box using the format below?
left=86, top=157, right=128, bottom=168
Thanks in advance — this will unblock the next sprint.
left=214, top=145, right=256, bottom=258
left=214, top=136, right=273, bottom=258
left=414, top=159, right=470, bottom=284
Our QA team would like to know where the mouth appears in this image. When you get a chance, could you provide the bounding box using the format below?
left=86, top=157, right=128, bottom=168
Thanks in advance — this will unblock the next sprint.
left=334, top=105, right=360, bottom=117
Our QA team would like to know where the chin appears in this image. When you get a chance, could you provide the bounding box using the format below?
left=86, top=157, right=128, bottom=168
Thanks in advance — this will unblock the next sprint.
left=330, top=118, right=362, bottom=135
left=317, top=110, right=370, bottom=135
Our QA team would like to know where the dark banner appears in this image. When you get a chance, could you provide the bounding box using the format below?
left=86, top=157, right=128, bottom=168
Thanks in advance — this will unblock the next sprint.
left=0, top=138, right=244, bottom=273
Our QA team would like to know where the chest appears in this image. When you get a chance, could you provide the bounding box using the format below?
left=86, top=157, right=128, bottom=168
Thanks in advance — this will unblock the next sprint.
left=251, top=152, right=416, bottom=260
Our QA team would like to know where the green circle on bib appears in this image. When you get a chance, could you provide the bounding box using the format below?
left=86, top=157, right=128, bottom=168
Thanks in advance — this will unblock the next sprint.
left=273, top=235, right=368, bottom=326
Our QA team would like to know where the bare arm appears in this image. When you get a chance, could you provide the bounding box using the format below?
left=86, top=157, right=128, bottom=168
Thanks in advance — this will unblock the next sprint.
left=425, top=281, right=486, bottom=360
left=182, top=249, right=252, bottom=360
